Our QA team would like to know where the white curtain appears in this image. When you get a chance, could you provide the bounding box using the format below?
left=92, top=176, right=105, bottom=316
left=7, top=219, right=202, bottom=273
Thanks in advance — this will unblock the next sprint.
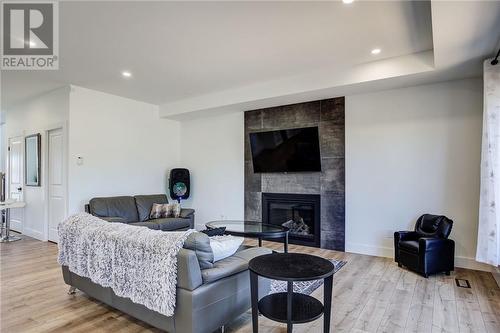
left=476, top=60, right=500, bottom=266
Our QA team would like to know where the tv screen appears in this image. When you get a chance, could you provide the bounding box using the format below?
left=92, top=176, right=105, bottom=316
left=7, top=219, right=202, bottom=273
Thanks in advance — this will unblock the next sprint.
left=249, top=127, right=322, bottom=173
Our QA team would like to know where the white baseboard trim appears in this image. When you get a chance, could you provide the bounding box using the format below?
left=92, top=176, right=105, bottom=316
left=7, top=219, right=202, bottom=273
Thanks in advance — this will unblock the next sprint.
left=22, top=227, right=44, bottom=241
left=9, top=220, right=22, bottom=232
left=345, top=242, right=394, bottom=258
left=345, top=242, right=494, bottom=272
left=455, top=256, right=495, bottom=272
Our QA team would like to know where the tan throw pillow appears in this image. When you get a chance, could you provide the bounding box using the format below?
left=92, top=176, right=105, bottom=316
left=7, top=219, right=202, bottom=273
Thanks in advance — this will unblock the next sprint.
left=167, top=203, right=181, bottom=218
left=150, top=203, right=169, bottom=219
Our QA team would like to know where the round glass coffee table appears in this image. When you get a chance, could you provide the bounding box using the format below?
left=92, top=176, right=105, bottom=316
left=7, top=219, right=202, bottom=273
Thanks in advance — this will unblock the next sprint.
left=205, top=220, right=289, bottom=253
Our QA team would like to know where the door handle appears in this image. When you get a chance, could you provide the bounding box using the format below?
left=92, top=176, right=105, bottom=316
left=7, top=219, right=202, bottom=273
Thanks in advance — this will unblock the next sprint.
left=17, top=187, right=22, bottom=192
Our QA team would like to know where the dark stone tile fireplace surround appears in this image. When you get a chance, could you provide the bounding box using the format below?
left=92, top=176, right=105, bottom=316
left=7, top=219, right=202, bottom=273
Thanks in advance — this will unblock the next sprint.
left=244, top=97, right=345, bottom=251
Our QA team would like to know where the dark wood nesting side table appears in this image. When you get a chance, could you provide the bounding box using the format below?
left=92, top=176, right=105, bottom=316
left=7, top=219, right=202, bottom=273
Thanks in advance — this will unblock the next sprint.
left=248, top=253, right=335, bottom=333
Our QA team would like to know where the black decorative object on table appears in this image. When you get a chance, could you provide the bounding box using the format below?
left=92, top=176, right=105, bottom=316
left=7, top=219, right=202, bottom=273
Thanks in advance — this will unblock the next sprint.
left=394, top=214, right=454, bottom=278
left=201, top=226, right=226, bottom=236
left=206, top=220, right=289, bottom=253
left=249, top=253, right=335, bottom=333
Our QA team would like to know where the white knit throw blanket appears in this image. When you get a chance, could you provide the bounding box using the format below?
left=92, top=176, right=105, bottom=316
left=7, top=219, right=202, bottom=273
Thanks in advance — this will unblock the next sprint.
left=57, top=213, right=194, bottom=316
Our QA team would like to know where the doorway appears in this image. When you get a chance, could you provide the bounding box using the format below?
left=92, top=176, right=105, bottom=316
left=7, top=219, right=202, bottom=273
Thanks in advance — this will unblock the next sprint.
left=47, top=128, right=65, bottom=243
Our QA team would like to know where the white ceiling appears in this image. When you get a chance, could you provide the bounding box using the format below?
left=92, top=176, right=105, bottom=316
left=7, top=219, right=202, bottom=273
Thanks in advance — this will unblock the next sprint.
left=1, top=1, right=500, bottom=117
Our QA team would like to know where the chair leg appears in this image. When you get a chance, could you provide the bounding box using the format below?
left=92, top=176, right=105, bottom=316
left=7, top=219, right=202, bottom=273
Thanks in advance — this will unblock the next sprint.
left=68, top=286, right=77, bottom=295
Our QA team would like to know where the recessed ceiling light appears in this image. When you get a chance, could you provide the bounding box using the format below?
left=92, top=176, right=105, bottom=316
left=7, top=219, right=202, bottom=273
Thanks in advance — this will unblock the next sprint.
left=29, top=41, right=36, bottom=47
left=371, top=48, right=381, bottom=55
left=121, top=71, right=132, bottom=78
left=342, top=0, right=354, bottom=4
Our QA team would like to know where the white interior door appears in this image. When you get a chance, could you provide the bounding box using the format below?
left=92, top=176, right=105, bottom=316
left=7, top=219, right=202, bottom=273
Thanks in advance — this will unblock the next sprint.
left=48, top=128, right=65, bottom=242
left=8, top=136, right=24, bottom=232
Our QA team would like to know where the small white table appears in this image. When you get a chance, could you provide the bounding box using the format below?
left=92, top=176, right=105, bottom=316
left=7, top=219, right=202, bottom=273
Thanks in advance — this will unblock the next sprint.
left=0, top=201, right=26, bottom=243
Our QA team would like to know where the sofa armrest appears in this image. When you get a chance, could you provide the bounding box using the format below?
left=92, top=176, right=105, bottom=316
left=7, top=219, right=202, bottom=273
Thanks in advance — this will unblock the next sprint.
left=180, top=208, right=195, bottom=218
left=394, top=231, right=419, bottom=242
left=419, top=237, right=455, bottom=252
left=177, top=248, right=203, bottom=291
left=394, top=231, right=419, bottom=262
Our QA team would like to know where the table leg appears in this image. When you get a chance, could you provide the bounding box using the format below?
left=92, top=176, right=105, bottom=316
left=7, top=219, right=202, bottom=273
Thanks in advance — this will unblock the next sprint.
left=323, top=275, right=333, bottom=333
left=287, top=281, right=293, bottom=333
left=284, top=233, right=288, bottom=253
left=0, top=210, right=5, bottom=238
left=250, top=270, right=259, bottom=333
left=258, top=237, right=262, bottom=247
left=0, top=208, right=21, bottom=243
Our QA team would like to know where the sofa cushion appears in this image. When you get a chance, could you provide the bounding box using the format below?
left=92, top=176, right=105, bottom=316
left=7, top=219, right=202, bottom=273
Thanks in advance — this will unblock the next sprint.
left=201, top=255, right=247, bottom=284
left=130, top=221, right=162, bottom=230
left=154, top=217, right=191, bottom=231
left=399, top=240, right=419, bottom=254
left=201, top=246, right=272, bottom=284
left=100, top=216, right=127, bottom=223
left=232, top=247, right=273, bottom=262
left=183, top=232, right=214, bottom=269
left=89, top=196, right=138, bottom=223
left=134, top=194, right=169, bottom=222
left=180, top=208, right=195, bottom=218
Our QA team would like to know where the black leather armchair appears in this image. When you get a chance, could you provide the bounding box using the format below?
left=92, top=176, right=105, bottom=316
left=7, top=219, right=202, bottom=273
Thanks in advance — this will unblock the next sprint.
left=394, top=214, right=454, bottom=278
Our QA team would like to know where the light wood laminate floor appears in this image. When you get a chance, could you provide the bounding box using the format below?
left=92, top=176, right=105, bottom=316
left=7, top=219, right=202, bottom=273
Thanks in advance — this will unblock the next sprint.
left=1, top=235, right=499, bottom=333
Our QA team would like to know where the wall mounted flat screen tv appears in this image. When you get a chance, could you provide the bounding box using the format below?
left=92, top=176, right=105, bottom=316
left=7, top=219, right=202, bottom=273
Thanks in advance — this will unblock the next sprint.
left=249, top=126, right=321, bottom=173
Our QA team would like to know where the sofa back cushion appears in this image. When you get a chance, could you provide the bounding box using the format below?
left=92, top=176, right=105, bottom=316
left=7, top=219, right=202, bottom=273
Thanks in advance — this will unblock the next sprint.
left=135, top=194, right=169, bottom=222
left=183, top=232, right=214, bottom=269
left=89, top=196, right=139, bottom=223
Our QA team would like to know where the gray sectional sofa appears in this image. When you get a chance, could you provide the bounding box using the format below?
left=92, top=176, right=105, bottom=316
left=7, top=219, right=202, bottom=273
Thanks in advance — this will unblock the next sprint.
left=63, top=195, right=271, bottom=332
left=84, top=194, right=194, bottom=231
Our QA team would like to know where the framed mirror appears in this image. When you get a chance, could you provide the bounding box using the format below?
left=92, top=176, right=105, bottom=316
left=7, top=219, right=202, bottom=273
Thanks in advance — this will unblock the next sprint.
left=25, top=133, right=41, bottom=186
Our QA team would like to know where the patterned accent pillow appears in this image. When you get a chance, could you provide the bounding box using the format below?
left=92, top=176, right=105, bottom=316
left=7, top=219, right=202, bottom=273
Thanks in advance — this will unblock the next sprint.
left=149, top=203, right=169, bottom=219
left=166, top=203, right=181, bottom=218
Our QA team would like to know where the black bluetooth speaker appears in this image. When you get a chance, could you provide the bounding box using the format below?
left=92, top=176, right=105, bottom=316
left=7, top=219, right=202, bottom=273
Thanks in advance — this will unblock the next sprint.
left=169, top=168, right=190, bottom=201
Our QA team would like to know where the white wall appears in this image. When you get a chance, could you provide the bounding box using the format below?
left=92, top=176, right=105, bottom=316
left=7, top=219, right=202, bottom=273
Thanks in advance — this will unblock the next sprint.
left=346, top=78, right=483, bottom=269
left=68, top=86, right=181, bottom=214
left=3, top=87, right=70, bottom=240
left=1, top=111, right=5, bottom=172
left=180, top=112, right=244, bottom=228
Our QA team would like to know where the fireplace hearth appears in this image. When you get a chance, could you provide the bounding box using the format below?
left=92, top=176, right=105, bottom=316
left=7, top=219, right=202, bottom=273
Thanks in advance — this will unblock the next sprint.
left=262, top=193, right=320, bottom=247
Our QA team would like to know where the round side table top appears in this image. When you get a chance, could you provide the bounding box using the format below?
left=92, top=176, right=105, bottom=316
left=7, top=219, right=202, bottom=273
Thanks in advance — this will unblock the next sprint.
left=249, top=253, right=335, bottom=281
left=0, top=201, right=26, bottom=210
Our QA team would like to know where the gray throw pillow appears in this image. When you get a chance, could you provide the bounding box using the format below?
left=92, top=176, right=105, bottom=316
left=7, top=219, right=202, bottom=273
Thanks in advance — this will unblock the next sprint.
left=183, top=232, right=214, bottom=269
